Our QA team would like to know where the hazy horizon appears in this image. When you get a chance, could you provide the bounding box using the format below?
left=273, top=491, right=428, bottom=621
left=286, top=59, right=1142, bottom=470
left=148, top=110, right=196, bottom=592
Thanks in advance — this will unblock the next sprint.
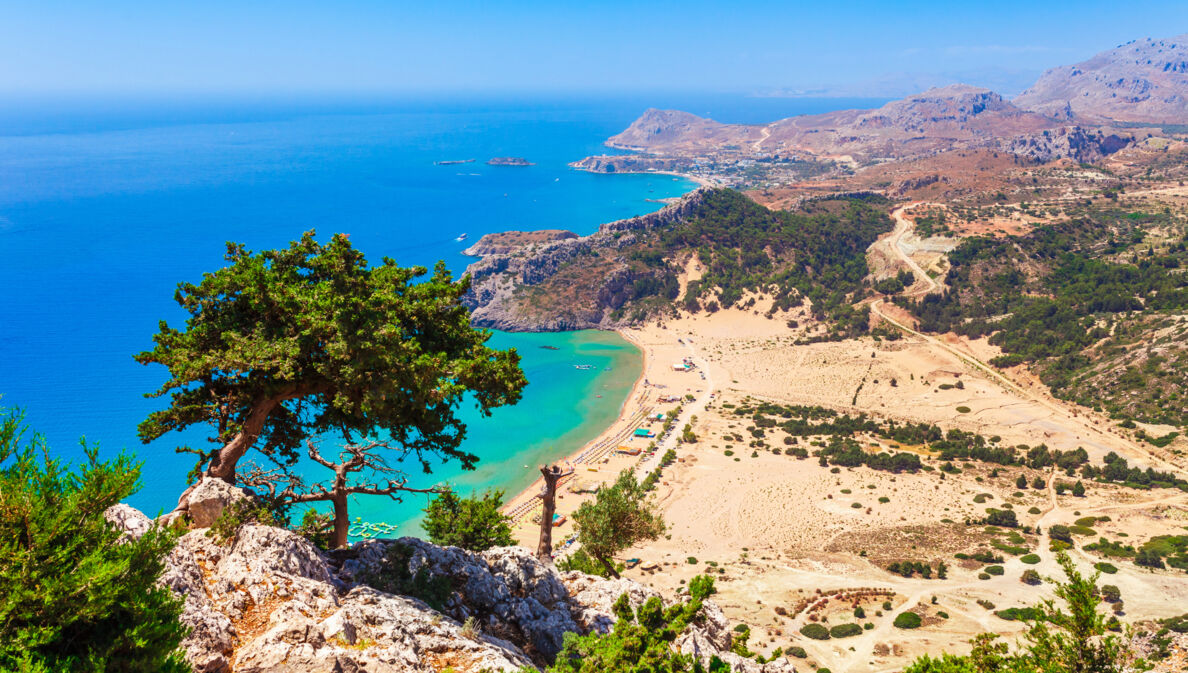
left=4, top=1, right=1187, bottom=99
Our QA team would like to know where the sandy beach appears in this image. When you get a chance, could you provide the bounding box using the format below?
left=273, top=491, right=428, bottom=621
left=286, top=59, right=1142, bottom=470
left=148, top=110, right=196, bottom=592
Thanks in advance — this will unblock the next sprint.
left=500, top=291, right=1188, bottom=672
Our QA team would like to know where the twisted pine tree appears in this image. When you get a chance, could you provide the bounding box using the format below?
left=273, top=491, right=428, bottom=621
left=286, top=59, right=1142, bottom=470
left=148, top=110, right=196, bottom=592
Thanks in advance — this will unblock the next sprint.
left=135, top=232, right=527, bottom=494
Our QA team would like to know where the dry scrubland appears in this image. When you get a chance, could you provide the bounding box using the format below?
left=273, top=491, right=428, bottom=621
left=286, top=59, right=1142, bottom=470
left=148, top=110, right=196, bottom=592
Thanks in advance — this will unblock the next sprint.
left=587, top=304, right=1188, bottom=673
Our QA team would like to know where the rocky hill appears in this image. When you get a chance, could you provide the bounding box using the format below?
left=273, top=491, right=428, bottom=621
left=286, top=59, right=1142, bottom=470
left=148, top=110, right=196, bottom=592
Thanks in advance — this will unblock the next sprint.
left=1015, top=35, right=1188, bottom=122
left=598, top=86, right=1062, bottom=164
left=462, top=188, right=717, bottom=331
left=106, top=480, right=794, bottom=673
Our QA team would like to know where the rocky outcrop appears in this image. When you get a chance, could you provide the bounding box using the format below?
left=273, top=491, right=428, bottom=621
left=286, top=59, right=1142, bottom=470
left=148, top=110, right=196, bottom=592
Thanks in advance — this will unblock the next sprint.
left=105, top=503, right=153, bottom=540
left=185, top=478, right=253, bottom=528
left=462, top=230, right=577, bottom=257
left=105, top=492, right=795, bottom=672
left=1015, top=35, right=1188, bottom=123
left=1003, top=126, right=1133, bottom=163
left=462, top=187, right=712, bottom=331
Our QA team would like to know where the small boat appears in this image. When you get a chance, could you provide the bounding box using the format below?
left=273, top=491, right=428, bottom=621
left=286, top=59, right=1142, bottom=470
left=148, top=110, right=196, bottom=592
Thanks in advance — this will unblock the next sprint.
left=539, top=345, right=560, bottom=351
left=456, top=233, right=468, bottom=241
left=574, top=364, right=594, bottom=370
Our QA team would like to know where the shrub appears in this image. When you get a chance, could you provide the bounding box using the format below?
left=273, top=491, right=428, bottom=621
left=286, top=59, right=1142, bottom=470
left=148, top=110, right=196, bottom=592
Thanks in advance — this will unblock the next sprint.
left=0, top=413, right=189, bottom=672
left=1095, top=562, right=1119, bottom=575
left=1020, top=554, right=1041, bottom=565
left=1028, top=506, right=1042, bottom=514
left=1049, top=524, right=1073, bottom=543
left=421, top=489, right=514, bottom=551
left=882, top=600, right=893, bottom=610
left=359, top=542, right=454, bottom=611
left=799, top=623, right=831, bottom=640
left=986, top=565, right=1005, bottom=576
left=956, top=406, right=971, bottom=413
left=878, top=496, right=890, bottom=503
left=687, top=556, right=699, bottom=565
left=1100, top=585, right=1121, bottom=603
left=851, top=502, right=863, bottom=509
left=787, top=646, right=808, bottom=658
left=854, top=606, right=865, bottom=618
left=207, top=497, right=280, bottom=545
left=1021, top=569, right=1042, bottom=585
left=995, top=606, right=1044, bottom=621
left=893, top=612, right=922, bottom=629
left=830, top=623, right=863, bottom=638
left=978, top=573, right=991, bottom=580
left=557, top=548, right=624, bottom=578
left=986, top=509, right=1018, bottom=528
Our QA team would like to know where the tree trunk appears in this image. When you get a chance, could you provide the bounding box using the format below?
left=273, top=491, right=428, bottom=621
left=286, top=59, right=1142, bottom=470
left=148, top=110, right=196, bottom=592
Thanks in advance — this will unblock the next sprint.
left=536, top=465, right=563, bottom=562
left=205, top=396, right=285, bottom=483
left=332, top=494, right=350, bottom=549
left=598, top=556, right=620, bottom=579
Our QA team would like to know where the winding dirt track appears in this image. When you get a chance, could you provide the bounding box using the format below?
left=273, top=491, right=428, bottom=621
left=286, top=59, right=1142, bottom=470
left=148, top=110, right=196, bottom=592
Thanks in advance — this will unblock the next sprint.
left=870, top=206, right=1181, bottom=474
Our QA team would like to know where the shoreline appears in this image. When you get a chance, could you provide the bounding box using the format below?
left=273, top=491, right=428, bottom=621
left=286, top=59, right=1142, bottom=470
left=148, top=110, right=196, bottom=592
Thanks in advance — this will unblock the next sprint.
left=498, top=328, right=651, bottom=527
left=500, top=322, right=716, bottom=553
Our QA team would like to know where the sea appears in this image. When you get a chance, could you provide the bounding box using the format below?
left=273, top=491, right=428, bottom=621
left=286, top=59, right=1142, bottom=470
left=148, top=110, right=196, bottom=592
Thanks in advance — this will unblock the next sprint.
left=0, top=93, right=885, bottom=533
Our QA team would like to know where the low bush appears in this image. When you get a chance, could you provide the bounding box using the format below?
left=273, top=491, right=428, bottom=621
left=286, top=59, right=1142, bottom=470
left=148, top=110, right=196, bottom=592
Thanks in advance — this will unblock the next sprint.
left=985, top=565, right=1005, bottom=576
left=799, top=623, right=830, bottom=640
left=1095, top=562, right=1119, bottom=574
left=893, top=612, right=922, bottom=629
left=829, top=623, right=863, bottom=638
left=1020, top=553, right=1041, bottom=564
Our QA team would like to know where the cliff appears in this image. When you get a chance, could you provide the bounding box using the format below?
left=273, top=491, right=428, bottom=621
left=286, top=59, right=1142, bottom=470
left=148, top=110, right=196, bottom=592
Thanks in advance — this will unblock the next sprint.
left=462, top=188, right=715, bottom=331
left=106, top=483, right=793, bottom=673
left=1015, top=35, right=1188, bottom=123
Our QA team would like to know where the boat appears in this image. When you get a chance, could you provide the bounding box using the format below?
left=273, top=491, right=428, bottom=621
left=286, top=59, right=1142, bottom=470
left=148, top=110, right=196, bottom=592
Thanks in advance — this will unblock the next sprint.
left=455, top=233, right=468, bottom=241
left=434, top=159, right=475, bottom=165
left=539, top=345, right=560, bottom=350
left=574, top=364, right=594, bottom=370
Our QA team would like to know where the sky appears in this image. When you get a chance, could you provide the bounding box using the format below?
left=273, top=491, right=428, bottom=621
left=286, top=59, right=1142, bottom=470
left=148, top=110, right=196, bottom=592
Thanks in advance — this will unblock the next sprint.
left=2, top=0, right=1187, bottom=97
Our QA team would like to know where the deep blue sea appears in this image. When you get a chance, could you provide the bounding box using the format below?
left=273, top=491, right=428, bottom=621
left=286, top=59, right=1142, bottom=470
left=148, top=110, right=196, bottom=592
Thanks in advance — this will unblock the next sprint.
left=0, top=93, right=884, bottom=532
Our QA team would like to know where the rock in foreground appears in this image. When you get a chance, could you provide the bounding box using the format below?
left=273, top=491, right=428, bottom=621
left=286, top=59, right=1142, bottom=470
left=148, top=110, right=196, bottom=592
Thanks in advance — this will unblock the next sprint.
left=109, top=497, right=795, bottom=672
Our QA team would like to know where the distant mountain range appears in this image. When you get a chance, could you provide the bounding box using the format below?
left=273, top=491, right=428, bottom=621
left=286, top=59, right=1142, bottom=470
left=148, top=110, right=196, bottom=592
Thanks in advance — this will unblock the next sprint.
left=574, top=35, right=1187, bottom=171
left=1015, top=35, right=1188, bottom=123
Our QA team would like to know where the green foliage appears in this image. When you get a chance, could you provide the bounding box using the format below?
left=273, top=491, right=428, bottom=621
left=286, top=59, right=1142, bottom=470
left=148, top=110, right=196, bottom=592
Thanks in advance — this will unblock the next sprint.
left=206, top=498, right=281, bottom=546
left=294, top=509, right=334, bottom=550
left=829, top=623, right=863, bottom=638
left=985, top=565, right=1005, bottom=576
left=0, top=411, right=190, bottom=672
left=421, top=488, right=514, bottom=551
left=986, top=509, right=1018, bottom=528
left=135, top=231, right=526, bottom=480
left=900, top=206, right=1188, bottom=427
left=651, top=191, right=892, bottom=338
left=911, top=552, right=1125, bottom=673
left=1021, top=554, right=1041, bottom=565
left=787, top=646, right=808, bottom=658
left=799, top=623, right=831, bottom=640
left=1021, top=569, right=1042, bottom=585
left=572, top=470, right=665, bottom=576
left=557, top=549, right=625, bottom=578
left=894, top=612, right=923, bottom=629
left=359, top=542, right=453, bottom=611
left=1095, top=562, right=1119, bottom=574
left=545, top=576, right=719, bottom=672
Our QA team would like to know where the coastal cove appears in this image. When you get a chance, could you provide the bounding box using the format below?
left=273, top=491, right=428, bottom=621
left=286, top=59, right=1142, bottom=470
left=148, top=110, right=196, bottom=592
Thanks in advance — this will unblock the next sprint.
left=0, top=94, right=875, bottom=534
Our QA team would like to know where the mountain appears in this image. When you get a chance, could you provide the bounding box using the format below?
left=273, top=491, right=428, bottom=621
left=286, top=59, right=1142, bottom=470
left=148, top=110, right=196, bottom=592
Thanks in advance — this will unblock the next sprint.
left=602, top=85, right=1061, bottom=163
left=1014, top=35, right=1188, bottom=123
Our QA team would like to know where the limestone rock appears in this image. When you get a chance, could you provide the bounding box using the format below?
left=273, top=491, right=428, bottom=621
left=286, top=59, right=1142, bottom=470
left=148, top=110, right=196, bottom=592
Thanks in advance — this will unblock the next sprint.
left=135, top=504, right=800, bottom=672
left=104, top=503, right=152, bottom=539
left=185, top=478, right=252, bottom=528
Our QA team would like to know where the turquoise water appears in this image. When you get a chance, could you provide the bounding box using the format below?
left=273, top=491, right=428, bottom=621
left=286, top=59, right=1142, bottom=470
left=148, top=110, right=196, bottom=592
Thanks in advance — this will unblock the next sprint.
left=0, top=94, right=878, bottom=532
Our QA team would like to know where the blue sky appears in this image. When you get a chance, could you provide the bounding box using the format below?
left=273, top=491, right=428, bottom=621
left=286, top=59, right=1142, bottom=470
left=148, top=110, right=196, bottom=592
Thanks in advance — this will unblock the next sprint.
left=3, top=1, right=1186, bottom=96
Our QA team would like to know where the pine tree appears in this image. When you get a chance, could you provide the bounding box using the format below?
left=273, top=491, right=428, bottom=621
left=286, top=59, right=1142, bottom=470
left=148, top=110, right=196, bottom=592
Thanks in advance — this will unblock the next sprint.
left=0, top=411, right=190, bottom=672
